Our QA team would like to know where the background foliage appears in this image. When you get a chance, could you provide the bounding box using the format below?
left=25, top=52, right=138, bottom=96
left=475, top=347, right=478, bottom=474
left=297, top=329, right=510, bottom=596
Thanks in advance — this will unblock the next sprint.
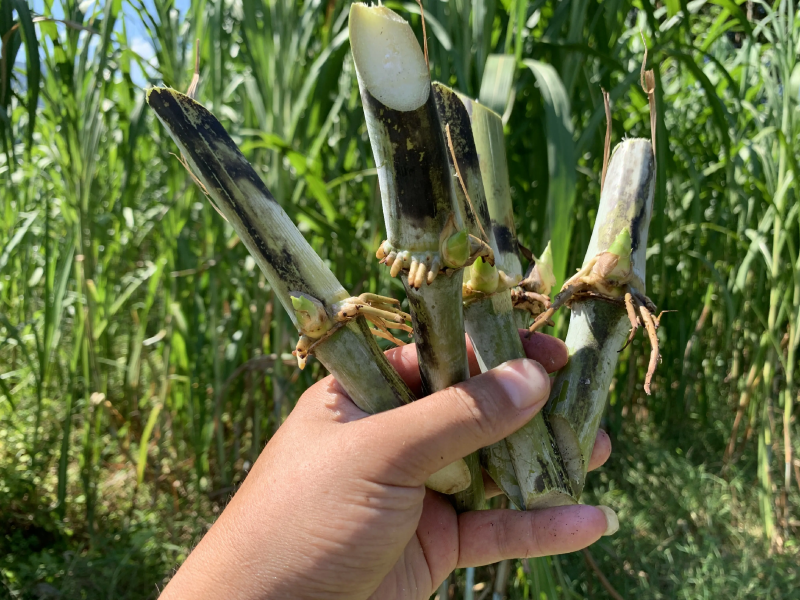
left=1, top=0, right=799, bottom=598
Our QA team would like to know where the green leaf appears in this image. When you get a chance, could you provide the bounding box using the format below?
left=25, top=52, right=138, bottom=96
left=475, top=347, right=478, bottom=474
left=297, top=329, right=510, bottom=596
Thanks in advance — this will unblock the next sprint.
left=522, top=60, right=576, bottom=289
left=288, top=28, right=350, bottom=139
left=136, top=402, right=163, bottom=485
left=479, top=54, right=516, bottom=116
left=387, top=2, right=453, bottom=50
left=107, top=262, right=160, bottom=317
left=42, top=233, right=75, bottom=381
left=665, top=0, right=681, bottom=17
left=664, top=50, right=733, bottom=154
left=305, top=174, right=337, bottom=224
left=0, top=211, right=38, bottom=272
left=707, top=0, right=753, bottom=37
left=10, top=0, right=40, bottom=152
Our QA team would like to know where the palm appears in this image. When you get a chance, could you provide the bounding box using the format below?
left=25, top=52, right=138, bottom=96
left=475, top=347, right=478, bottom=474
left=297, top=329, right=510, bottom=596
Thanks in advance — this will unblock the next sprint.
left=159, top=334, right=614, bottom=600
left=368, top=490, right=458, bottom=600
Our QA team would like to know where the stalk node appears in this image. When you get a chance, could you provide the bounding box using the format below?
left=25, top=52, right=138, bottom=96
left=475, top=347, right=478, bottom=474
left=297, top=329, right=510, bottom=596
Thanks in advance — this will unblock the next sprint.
left=291, top=293, right=413, bottom=369
left=375, top=230, right=494, bottom=289
left=529, top=270, right=663, bottom=396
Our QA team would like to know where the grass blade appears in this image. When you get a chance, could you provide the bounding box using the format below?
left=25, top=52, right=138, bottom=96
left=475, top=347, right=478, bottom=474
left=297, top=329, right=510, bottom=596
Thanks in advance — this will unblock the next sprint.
left=522, top=59, right=576, bottom=289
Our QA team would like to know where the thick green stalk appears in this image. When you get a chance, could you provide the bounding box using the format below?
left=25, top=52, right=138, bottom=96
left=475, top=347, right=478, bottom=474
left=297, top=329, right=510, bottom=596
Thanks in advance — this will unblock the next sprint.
left=404, top=275, right=469, bottom=393
left=147, top=88, right=412, bottom=413
left=465, top=98, right=538, bottom=331
left=463, top=98, right=522, bottom=279
left=437, top=86, right=573, bottom=509
left=147, top=88, right=470, bottom=494
left=547, top=138, right=655, bottom=497
left=350, top=4, right=482, bottom=508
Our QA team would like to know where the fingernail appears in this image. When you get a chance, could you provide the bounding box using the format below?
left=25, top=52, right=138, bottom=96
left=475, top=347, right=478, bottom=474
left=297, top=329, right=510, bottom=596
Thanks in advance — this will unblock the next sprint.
left=495, top=359, right=549, bottom=410
left=597, top=505, right=619, bottom=536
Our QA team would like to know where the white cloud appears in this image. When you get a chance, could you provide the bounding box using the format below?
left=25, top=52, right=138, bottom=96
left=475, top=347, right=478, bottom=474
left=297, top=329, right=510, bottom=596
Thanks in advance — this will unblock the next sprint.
left=130, top=36, right=155, bottom=62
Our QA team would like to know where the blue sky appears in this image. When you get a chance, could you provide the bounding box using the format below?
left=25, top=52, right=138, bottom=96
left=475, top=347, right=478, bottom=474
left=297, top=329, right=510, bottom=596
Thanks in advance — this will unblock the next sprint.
left=27, top=0, right=192, bottom=88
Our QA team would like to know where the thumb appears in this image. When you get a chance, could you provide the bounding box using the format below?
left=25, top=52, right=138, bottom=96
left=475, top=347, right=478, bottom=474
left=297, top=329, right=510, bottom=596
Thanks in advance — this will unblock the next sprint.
left=360, top=358, right=551, bottom=486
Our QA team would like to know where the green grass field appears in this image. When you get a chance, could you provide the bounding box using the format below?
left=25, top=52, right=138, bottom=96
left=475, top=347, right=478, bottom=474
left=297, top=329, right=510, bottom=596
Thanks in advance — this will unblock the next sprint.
left=1, top=0, right=798, bottom=597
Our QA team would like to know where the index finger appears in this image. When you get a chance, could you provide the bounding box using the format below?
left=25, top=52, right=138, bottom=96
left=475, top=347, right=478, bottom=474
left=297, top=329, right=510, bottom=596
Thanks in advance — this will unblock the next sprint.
left=385, top=331, right=569, bottom=397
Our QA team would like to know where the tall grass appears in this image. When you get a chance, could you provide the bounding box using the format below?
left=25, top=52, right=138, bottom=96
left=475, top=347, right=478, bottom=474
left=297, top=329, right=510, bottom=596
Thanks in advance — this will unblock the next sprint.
left=1, top=0, right=798, bottom=597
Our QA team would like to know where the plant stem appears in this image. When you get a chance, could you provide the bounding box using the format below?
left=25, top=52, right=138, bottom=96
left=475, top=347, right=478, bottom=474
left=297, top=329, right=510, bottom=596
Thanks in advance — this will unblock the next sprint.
left=463, top=97, right=522, bottom=280
left=350, top=4, right=483, bottom=508
left=438, top=85, right=573, bottom=509
left=547, top=138, right=655, bottom=497
left=146, top=92, right=419, bottom=405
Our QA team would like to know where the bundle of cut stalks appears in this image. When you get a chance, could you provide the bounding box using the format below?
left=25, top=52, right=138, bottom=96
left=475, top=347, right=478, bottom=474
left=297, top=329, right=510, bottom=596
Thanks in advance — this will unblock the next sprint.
left=147, top=5, right=659, bottom=522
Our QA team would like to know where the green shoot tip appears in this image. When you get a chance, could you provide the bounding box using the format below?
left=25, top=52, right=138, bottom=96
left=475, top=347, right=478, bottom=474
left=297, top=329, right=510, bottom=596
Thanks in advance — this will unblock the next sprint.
left=608, top=228, right=632, bottom=258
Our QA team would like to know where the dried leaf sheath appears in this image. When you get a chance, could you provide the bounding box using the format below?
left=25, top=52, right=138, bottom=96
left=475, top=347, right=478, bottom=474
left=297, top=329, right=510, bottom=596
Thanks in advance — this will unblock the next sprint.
left=145, top=88, right=416, bottom=415
left=547, top=138, right=655, bottom=497
left=437, top=86, right=573, bottom=509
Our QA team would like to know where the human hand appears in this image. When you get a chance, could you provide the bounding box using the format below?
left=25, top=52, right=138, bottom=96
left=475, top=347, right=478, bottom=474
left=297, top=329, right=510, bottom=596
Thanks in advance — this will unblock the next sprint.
left=160, top=331, right=614, bottom=600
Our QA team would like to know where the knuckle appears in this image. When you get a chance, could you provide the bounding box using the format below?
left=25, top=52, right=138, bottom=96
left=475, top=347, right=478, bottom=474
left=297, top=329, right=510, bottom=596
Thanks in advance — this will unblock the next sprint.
left=523, top=512, right=545, bottom=558
left=493, top=514, right=515, bottom=558
left=445, top=384, right=503, bottom=442
left=492, top=512, right=545, bottom=561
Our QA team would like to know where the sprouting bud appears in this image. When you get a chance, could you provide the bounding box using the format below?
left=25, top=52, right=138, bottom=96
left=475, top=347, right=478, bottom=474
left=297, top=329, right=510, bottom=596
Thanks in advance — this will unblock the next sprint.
left=442, top=230, right=469, bottom=268
left=523, top=241, right=556, bottom=295
left=607, top=228, right=632, bottom=258
left=468, top=256, right=499, bottom=293
left=290, top=292, right=332, bottom=338
left=536, top=241, right=556, bottom=291
left=291, top=294, right=316, bottom=314
left=604, top=228, right=632, bottom=282
left=520, top=241, right=555, bottom=295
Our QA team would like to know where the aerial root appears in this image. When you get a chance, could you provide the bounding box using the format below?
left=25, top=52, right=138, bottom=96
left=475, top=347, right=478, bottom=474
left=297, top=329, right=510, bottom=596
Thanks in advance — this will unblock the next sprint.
left=414, top=262, right=428, bottom=288
left=390, top=257, right=404, bottom=278
left=511, top=290, right=551, bottom=319
left=526, top=258, right=601, bottom=333
left=615, top=291, right=662, bottom=394
left=292, top=324, right=344, bottom=370
left=528, top=282, right=589, bottom=333
left=364, top=314, right=407, bottom=346
left=620, top=292, right=641, bottom=352
left=369, top=327, right=407, bottom=345
left=654, top=310, right=674, bottom=329
left=637, top=301, right=660, bottom=395
left=357, top=293, right=400, bottom=306
left=292, top=293, right=413, bottom=369
left=337, top=294, right=413, bottom=345
left=427, top=258, right=441, bottom=284
left=376, top=242, right=448, bottom=286
left=521, top=247, right=665, bottom=388
left=378, top=321, right=413, bottom=333
left=376, top=235, right=490, bottom=286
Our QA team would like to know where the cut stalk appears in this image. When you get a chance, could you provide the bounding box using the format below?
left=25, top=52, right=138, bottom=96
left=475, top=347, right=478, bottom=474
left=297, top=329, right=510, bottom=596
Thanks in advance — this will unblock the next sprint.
left=547, top=138, right=655, bottom=497
left=350, top=4, right=484, bottom=510
left=465, top=98, right=552, bottom=329
left=437, top=86, right=573, bottom=509
left=464, top=97, right=522, bottom=281
left=146, top=88, right=468, bottom=495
